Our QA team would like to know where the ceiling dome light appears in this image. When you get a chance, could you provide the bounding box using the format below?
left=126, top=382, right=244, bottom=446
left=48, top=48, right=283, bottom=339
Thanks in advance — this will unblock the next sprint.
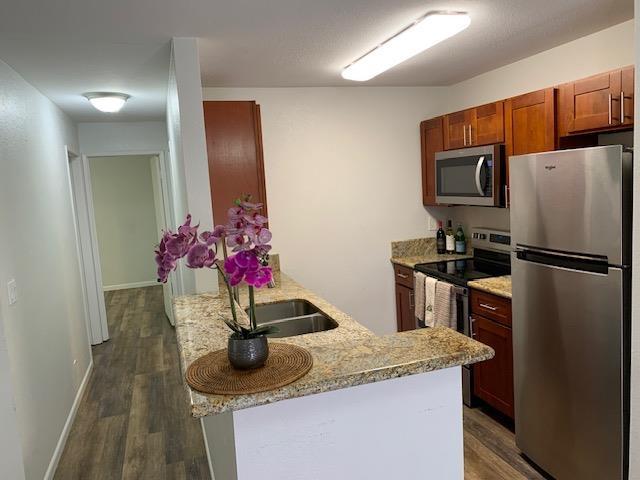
left=83, top=92, right=130, bottom=113
left=342, top=11, right=471, bottom=82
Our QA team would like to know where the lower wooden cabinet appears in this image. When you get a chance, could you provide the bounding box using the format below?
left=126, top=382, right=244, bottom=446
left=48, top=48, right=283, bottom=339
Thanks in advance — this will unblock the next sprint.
left=471, top=289, right=514, bottom=419
left=395, top=283, right=416, bottom=332
left=394, top=264, right=417, bottom=332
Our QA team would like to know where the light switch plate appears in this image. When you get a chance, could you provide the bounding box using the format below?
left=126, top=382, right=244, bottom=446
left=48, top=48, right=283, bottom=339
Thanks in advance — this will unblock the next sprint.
left=7, top=279, right=17, bottom=305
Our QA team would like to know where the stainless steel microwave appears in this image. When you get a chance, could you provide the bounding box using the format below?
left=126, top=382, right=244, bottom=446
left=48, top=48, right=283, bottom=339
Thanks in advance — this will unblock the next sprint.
left=435, top=144, right=504, bottom=207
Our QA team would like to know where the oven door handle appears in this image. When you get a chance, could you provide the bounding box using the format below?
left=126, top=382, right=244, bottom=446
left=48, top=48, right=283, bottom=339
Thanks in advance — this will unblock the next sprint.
left=474, top=156, right=485, bottom=196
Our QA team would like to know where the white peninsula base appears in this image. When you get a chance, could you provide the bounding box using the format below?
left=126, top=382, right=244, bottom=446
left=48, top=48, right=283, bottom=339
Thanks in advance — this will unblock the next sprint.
left=201, top=366, right=463, bottom=480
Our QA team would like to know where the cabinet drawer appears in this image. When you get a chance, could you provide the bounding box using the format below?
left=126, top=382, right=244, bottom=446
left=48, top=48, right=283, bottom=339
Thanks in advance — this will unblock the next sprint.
left=470, top=289, right=511, bottom=327
left=393, top=264, right=414, bottom=289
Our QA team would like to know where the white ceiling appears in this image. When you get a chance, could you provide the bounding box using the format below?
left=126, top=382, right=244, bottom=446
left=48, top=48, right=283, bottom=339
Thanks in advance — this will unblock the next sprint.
left=0, top=0, right=632, bottom=122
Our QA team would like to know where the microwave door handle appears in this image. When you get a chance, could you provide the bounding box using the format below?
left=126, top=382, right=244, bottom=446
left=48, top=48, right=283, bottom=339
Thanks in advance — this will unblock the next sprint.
left=474, top=156, right=485, bottom=195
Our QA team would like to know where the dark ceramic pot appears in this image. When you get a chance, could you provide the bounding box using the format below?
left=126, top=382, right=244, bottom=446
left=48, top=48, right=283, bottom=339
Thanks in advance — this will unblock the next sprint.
left=227, top=335, right=269, bottom=370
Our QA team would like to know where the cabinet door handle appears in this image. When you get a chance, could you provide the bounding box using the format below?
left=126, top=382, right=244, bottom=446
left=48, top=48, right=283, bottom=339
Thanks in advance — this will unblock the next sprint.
left=468, top=124, right=472, bottom=145
left=479, top=302, right=498, bottom=311
left=621, top=91, right=625, bottom=122
left=504, top=185, right=510, bottom=208
left=409, top=292, right=415, bottom=308
left=463, top=124, right=467, bottom=146
left=608, top=93, right=612, bottom=125
left=397, top=273, right=409, bottom=279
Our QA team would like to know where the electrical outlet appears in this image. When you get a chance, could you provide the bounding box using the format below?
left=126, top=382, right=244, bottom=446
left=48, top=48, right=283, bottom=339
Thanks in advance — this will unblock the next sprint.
left=7, top=279, right=17, bottom=305
left=427, top=216, right=439, bottom=231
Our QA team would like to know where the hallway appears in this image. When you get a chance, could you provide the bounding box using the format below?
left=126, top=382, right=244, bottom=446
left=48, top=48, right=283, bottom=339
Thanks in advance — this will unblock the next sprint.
left=54, top=286, right=210, bottom=479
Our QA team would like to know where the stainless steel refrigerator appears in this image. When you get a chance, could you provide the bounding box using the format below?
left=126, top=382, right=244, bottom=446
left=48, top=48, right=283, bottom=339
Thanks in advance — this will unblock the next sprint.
left=510, top=145, right=632, bottom=480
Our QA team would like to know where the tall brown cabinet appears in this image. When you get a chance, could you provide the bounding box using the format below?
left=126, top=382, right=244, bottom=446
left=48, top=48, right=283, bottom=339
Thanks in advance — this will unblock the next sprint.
left=203, top=101, right=268, bottom=225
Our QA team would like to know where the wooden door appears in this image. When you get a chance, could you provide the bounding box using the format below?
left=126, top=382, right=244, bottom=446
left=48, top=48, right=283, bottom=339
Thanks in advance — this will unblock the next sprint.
left=570, top=70, right=621, bottom=132
left=472, top=314, right=514, bottom=418
left=203, top=101, right=269, bottom=226
left=395, top=283, right=416, bottom=332
left=621, top=66, right=634, bottom=127
left=472, top=101, right=504, bottom=146
left=444, top=110, right=470, bottom=150
left=421, top=117, right=444, bottom=206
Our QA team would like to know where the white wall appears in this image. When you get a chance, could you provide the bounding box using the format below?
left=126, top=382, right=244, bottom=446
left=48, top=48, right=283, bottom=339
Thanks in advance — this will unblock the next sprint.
left=0, top=58, right=91, bottom=479
left=167, top=38, right=217, bottom=295
left=89, top=155, right=159, bottom=289
left=446, top=20, right=634, bottom=112
left=0, top=309, right=25, bottom=479
left=433, top=19, right=635, bottom=235
left=78, top=121, right=168, bottom=154
left=201, top=20, right=635, bottom=335
left=202, top=86, right=446, bottom=334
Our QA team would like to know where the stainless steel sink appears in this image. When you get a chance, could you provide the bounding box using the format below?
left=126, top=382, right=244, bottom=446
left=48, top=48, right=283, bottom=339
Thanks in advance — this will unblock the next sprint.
left=247, top=299, right=339, bottom=338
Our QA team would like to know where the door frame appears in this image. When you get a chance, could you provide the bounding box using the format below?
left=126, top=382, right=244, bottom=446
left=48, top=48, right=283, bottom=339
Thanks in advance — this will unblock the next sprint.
left=81, top=149, right=177, bottom=326
left=66, top=146, right=109, bottom=345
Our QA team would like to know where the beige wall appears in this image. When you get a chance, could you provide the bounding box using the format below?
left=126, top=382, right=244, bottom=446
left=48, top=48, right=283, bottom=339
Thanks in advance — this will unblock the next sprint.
left=89, top=155, right=159, bottom=289
left=0, top=58, right=91, bottom=479
left=202, top=86, right=446, bottom=334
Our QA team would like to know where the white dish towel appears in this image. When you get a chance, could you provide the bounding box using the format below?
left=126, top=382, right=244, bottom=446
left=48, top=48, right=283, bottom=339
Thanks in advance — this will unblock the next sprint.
left=414, top=272, right=426, bottom=323
left=423, top=276, right=437, bottom=327
left=414, top=272, right=437, bottom=327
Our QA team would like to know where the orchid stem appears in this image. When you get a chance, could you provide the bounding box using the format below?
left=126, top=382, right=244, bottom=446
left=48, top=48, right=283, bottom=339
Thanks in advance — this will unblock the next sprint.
left=248, top=286, right=257, bottom=331
left=218, top=269, right=238, bottom=325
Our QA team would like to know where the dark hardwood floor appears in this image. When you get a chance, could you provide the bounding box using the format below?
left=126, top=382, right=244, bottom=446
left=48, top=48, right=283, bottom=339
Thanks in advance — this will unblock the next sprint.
left=464, top=406, right=546, bottom=480
left=54, top=285, right=542, bottom=479
left=54, top=286, right=210, bottom=480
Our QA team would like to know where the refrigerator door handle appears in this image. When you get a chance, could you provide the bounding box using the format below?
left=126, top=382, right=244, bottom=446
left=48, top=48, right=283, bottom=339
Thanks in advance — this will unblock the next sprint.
left=475, top=156, right=485, bottom=196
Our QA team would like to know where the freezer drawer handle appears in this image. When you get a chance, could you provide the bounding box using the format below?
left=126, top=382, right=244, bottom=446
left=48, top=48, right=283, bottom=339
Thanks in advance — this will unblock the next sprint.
left=516, top=249, right=609, bottom=274
left=479, top=303, right=498, bottom=311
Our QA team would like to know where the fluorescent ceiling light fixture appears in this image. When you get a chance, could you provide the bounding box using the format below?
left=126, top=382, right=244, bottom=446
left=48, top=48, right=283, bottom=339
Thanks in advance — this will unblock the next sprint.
left=342, top=11, right=470, bottom=81
left=83, top=92, right=130, bottom=113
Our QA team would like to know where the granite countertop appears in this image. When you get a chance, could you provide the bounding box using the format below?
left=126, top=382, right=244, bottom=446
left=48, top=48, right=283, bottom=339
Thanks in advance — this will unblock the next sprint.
left=390, top=237, right=472, bottom=268
left=467, top=275, right=512, bottom=299
left=174, top=273, right=494, bottom=417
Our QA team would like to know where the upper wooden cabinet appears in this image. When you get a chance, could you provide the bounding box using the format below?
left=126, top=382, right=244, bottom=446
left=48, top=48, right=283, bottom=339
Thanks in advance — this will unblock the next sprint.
left=443, top=101, right=504, bottom=150
left=443, top=110, right=471, bottom=149
left=203, top=101, right=268, bottom=226
left=420, top=117, right=444, bottom=206
left=558, top=66, right=634, bottom=135
left=474, top=101, right=505, bottom=146
left=505, top=88, right=556, bottom=158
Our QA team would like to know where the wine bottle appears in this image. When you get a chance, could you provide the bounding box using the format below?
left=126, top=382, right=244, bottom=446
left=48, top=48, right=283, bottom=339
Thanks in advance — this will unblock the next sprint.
left=455, top=224, right=466, bottom=254
left=445, top=220, right=455, bottom=254
left=436, top=221, right=446, bottom=254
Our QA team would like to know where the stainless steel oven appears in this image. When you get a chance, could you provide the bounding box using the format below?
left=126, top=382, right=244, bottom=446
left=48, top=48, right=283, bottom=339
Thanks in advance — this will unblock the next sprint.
left=435, top=144, right=504, bottom=206
left=417, top=283, right=474, bottom=406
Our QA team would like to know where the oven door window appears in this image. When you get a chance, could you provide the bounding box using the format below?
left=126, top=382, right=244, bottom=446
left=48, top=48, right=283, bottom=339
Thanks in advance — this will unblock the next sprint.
left=436, top=154, right=492, bottom=197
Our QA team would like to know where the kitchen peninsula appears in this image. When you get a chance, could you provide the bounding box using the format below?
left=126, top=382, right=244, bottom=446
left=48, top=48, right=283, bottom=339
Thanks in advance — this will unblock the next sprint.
left=174, top=269, right=493, bottom=479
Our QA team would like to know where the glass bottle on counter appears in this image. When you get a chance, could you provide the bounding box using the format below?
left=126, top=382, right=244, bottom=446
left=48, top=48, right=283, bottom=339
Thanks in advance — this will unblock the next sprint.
left=455, top=223, right=466, bottom=254
left=445, top=220, right=455, bottom=254
left=436, top=221, right=446, bottom=254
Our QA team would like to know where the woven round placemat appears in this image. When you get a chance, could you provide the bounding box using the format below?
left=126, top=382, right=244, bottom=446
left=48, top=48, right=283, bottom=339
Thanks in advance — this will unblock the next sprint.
left=185, top=343, right=313, bottom=395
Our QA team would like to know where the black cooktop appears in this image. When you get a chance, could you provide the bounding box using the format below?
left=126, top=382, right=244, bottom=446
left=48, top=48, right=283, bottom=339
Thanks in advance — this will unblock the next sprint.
left=414, top=249, right=511, bottom=287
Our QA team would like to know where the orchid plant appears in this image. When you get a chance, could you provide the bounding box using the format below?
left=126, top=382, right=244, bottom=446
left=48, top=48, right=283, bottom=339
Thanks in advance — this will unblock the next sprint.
left=155, top=195, right=275, bottom=339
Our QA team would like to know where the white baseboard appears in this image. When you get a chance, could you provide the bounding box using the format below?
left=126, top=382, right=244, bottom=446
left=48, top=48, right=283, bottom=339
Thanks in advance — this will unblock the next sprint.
left=103, top=280, right=158, bottom=291
left=44, top=360, right=93, bottom=480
